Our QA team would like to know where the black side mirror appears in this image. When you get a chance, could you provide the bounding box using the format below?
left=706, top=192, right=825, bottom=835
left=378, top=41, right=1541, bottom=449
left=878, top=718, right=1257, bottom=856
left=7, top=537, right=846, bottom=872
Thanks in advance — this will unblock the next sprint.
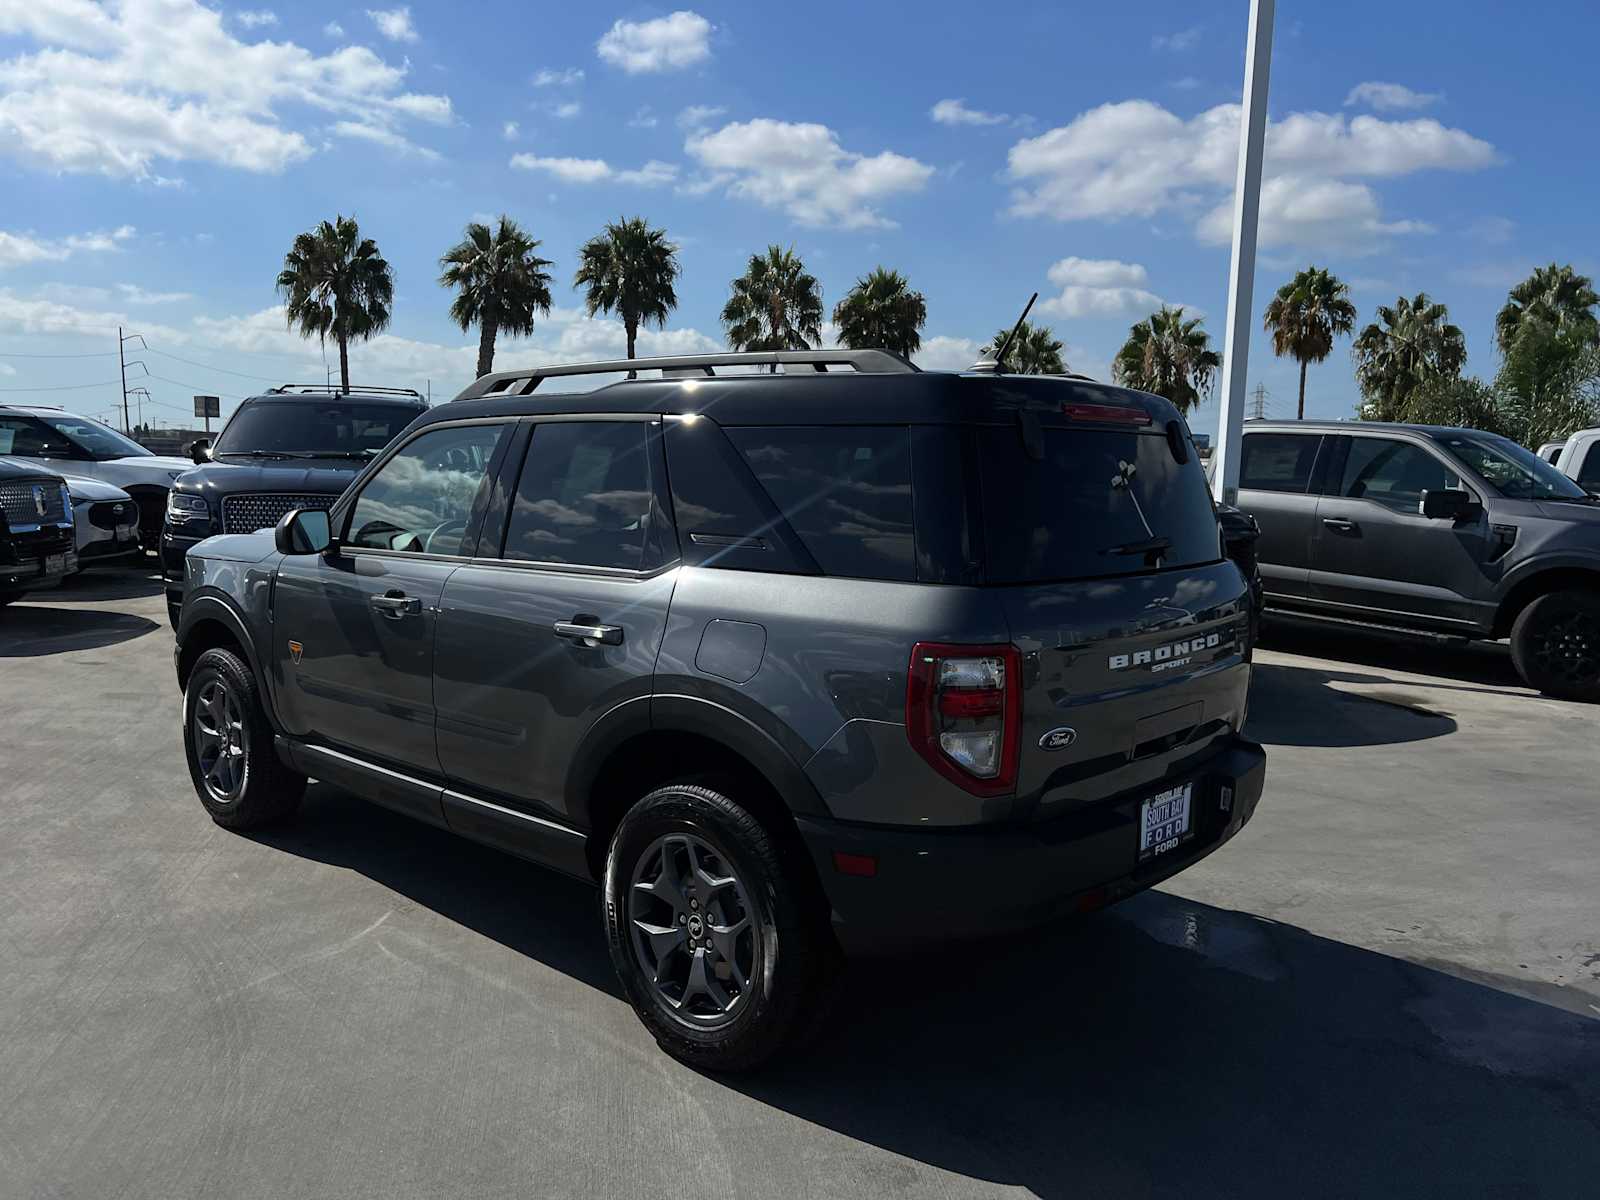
left=274, top=507, right=332, bottom=555
left=188, top=438, right=211, bottom=465
left=1420, top=488, right=1480, bottom=521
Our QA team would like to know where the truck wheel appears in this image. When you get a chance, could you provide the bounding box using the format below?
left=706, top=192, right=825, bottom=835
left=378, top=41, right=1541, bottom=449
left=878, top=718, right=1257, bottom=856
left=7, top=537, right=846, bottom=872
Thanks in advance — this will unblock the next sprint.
left=603, top=783, right=837, bottom=1073
left=183, top=647, right=306, bottom=828
left=1510, top=589, right=1600, bottom=702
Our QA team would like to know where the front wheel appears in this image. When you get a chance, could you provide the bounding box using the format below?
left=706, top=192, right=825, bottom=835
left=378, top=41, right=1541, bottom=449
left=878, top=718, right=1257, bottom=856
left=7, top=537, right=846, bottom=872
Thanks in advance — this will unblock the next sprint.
left=1510, top=589, right=1600, bottom=702
left=183, top=647, right=306, bottom=827
left=603, top=784, right=837, bottom=1073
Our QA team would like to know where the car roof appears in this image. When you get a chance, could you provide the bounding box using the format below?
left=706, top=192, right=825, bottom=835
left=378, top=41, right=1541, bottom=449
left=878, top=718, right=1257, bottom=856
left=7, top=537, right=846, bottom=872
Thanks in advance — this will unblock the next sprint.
left=239, top=390, right=427, bottom=407
left=1242, top=420, right=1495, bottom=438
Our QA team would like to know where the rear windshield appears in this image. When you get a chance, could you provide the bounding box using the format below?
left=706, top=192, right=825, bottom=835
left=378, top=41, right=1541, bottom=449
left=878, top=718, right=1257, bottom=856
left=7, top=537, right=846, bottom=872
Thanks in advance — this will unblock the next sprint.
left=978, top=425, right=1221, bottom=583
left=214, top=401, right=422, bottom=457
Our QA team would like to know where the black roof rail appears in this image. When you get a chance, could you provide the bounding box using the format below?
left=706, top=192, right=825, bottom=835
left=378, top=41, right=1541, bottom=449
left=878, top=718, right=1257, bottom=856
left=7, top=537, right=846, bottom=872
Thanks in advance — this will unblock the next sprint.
left=454, top=349, right=919, bottom=402
left=264, top=384, right=425, bottom=398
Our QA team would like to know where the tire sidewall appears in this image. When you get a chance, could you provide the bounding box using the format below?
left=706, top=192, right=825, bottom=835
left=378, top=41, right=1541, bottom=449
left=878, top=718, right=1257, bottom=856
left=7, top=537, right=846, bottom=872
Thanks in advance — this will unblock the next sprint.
left=183, top=650, right=254, bottom=822
left=1511, top=590, right=1600, bottom=702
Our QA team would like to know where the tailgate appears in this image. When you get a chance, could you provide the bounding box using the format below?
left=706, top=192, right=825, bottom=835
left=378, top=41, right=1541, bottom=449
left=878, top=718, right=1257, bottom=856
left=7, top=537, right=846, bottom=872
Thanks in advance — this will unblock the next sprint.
left=998, top=560, right=1252, bottom=818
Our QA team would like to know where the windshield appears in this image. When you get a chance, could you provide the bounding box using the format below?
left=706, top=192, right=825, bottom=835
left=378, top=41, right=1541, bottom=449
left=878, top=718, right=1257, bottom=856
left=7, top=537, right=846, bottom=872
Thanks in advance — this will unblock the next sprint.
left=213, top=401, right=421, bottom=457
left=1434, top=432, right=1589, bottom=500
left=36, top=414, right=151, bottom=459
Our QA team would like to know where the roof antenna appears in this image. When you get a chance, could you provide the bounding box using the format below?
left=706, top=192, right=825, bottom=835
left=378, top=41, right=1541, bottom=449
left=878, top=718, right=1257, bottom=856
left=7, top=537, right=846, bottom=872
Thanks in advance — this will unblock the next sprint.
left=975, top=292, right=1037, bottom=374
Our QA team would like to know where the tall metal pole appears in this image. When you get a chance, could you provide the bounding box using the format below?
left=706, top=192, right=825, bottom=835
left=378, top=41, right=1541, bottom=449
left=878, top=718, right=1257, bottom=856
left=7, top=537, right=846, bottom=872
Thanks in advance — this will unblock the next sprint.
left=1211, top=0, right=1275, bottom=506
left=118, top=325, right=130, bottom=432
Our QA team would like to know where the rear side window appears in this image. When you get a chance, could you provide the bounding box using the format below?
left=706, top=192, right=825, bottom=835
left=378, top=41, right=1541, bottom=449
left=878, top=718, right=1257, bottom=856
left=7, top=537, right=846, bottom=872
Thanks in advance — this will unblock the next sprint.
left=504, top=421, right=657, bottom=570
left=724, top=426, right=915, bottom=581
left=1578, top=444, right=1600, bottom=490
left=1240, top=433, right=1321, bottom=493
left=978, top=426, right=1221, bottom=583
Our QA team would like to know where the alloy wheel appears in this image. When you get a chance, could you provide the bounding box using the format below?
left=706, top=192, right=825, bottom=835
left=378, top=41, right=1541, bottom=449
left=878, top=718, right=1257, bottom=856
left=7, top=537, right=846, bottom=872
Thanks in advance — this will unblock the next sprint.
left=1530, top=609, right=1600, bottom=686
left=192, top=678, right=247, bottom=804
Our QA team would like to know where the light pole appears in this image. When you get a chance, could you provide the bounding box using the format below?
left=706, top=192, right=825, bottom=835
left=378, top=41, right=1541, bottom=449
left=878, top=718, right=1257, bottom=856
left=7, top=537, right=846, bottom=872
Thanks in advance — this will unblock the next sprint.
left=1210, top=0, right=1275, bottom=506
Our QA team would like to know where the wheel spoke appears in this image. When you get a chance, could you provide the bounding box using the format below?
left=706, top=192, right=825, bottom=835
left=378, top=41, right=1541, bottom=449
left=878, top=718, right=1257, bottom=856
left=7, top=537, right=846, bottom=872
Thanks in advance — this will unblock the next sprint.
left=707, top=915, right=748, bottom=972
left=683, top=948, right=732, bottom=1014
left=632, top=918, right=686, bottom=972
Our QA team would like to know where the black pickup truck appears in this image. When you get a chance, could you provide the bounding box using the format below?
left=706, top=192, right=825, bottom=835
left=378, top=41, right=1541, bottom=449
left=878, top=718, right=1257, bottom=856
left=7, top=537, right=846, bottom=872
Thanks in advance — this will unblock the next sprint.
left=0, top=457, right=76, bottom=605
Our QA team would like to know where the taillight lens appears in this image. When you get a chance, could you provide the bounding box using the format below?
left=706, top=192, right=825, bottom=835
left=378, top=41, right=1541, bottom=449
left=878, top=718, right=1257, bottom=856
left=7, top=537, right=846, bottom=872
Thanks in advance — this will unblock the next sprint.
left=1061, top=402, right=1152, bottom=425
left=906, top=642, right=1021, bottom=797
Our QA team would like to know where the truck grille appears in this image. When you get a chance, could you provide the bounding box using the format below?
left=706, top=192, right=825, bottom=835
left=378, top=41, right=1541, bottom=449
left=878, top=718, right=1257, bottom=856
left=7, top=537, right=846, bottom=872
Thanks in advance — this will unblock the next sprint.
left=222, top=493, right=333, bottom=535
left=0, top=479, right=67, bottom=527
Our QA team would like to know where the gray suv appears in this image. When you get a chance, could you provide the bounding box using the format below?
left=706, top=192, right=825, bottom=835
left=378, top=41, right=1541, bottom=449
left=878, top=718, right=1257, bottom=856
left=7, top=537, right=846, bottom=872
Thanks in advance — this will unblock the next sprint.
left=1237, top=421, right=1600, bottom=700
left=172, top=350, right=1266, bottom=1070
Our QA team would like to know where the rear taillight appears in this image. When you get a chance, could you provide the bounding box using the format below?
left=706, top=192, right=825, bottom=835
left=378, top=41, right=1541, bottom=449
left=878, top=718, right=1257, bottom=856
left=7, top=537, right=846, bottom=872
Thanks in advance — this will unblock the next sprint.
left=1061, top=402, right=1152, bottom=425
left=906, top=642, right=1021, bottom=797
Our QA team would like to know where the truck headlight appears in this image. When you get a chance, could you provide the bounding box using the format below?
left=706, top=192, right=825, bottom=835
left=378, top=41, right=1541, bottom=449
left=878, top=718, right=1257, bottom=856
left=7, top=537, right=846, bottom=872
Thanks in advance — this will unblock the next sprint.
left=166, top=493, right=209, bottom=524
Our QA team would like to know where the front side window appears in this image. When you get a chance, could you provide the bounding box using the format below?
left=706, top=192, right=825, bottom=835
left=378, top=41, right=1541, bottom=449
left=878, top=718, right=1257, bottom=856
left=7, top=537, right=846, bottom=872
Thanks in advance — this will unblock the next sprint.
left=0, top=416, right=67, bottom=457
left=1339, top=439, right=1461, bottom=513
left=346, top=423, right=506, bottom=554
left=1239, top=433, right=1321, bottom=494
left=1433, top=432, right=1589, bottom=501
left=1578, top=444, right=1600, bottom=491
left=34, top=414, right=151, bottom=459
left=503, top=421, right=657, bottom=569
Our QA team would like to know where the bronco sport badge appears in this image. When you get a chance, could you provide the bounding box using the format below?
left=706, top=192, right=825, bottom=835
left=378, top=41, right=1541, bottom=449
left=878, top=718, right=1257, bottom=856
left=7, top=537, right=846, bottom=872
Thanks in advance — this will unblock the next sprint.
left=1110, top=631, right=1226, bottom=674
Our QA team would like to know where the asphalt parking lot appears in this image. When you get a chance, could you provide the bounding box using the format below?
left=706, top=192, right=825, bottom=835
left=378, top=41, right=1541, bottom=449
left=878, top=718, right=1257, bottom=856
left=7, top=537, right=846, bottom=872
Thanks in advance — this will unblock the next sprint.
left=2, top=565, right=1597, bottom=1199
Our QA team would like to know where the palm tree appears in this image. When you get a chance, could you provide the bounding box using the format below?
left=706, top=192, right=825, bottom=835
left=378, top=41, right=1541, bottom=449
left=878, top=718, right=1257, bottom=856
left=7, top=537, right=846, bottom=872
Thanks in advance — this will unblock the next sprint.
left=573, top=217, right=680, bottom=367
left=721, top=245, right=824, bottom=351
left=1496, top=263, right=1600, bottom=354
left=439, top=216, right=554, bottom=378
left=832, top=267, right=927, bottom=358
left=1263, top=266, right=1357, bottom=419
left=276, top=214, right=394, bottom=391
left=982, top=321, right=1066, bottom=374
left=1352, top=293, right=1466, bottom=422
left=1112, top=306, right=1221, bottom=413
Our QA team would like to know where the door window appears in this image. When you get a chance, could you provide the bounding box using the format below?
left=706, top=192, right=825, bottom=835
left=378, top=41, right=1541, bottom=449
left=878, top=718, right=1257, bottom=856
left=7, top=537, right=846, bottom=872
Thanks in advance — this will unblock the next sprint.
left=346, top=423, right=506, bottom=554
left=1579, top=444, right=1600, bottom=490
left=1239, top=433, right=1321, bottom=493
left=1338, top=439, right=1460, bottom=513
left=0, top=416, right=72, bottom=457
left=503, top=421, right=658, bottom=570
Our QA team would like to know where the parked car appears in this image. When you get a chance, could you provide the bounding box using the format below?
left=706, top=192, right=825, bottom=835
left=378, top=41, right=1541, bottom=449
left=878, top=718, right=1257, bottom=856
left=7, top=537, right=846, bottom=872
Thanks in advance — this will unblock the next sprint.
left=172, top=350, right=1266, bottom=1071
left=1554, top=428, right=1600, bottom=492
left=0, top=457, right=76, bottom=605
left=0, top=405, right=192, bottom=548
left=1236, top=421, right=1600, bottom=700
left=1536, top=440, right=1567, bottom=464
left=161, top=385, right=428, bottom=625
left=61, top=475, right=142, bottom=567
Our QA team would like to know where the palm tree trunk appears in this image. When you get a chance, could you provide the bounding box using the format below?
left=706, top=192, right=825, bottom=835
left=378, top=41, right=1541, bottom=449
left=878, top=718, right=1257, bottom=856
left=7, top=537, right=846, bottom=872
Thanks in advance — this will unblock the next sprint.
left=1297, top=359, right=1308, bottom=420
left=625, top=316, right=638, bottom=380
left=338, top=334, right=350, bottom=393
left=476, top=319, right=497, bottom=379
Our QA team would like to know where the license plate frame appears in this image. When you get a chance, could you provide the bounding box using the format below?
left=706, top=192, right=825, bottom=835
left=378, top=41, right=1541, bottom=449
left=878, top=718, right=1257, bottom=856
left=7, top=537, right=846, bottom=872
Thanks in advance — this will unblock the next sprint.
left=1138, top=782, right=1194, bottom=863
left=44, top=553, right=65, bottom=577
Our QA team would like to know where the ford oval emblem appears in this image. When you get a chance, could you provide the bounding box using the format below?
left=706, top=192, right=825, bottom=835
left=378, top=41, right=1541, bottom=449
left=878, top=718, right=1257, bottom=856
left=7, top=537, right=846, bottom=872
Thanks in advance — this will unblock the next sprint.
left=1039, top=727, right=1077, bottom=751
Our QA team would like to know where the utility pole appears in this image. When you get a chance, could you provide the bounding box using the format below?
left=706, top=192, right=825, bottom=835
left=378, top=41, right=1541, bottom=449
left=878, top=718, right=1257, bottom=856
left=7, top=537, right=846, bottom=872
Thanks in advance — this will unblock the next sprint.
left=1249, top=383, right=1269, bottom=421
left=118, top=328, right=147, bottom=433
left=1210, top=0, right=1275, bottom=506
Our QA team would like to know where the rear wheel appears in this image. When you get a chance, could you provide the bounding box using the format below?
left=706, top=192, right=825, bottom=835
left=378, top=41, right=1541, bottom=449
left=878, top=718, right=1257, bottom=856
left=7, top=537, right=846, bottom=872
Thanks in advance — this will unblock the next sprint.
left=603, top=783, right=837, bottom=1073
left=1510, top=589, right=1600, bottom=702
left=183, top=647, right=306, bottom=827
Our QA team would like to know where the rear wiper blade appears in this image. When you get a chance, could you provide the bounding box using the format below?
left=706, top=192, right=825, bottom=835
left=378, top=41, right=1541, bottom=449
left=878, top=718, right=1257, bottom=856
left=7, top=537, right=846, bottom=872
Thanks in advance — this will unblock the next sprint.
left=1104, top=535, right=1171, bottom=558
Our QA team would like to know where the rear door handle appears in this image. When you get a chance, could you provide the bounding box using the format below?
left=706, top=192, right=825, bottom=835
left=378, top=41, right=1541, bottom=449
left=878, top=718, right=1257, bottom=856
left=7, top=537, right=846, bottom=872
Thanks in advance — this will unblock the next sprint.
left=371, top=591, right=422, bottom=618
left=1322, top=517, right=1358, bottom=533
left=554, top=620, right=623, bottom=646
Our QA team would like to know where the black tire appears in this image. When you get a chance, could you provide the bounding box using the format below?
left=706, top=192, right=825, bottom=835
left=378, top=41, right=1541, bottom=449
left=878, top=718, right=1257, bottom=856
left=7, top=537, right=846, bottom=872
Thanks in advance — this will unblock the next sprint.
left=1510, top=589, right=1600, bottom=702
left=167, top=599, right=182, bottom=631
left=0, top=592, right=18, bottom=607
left=182, top=647, right=306, bottom=828
left=603, top=783, right=837, bottom=1073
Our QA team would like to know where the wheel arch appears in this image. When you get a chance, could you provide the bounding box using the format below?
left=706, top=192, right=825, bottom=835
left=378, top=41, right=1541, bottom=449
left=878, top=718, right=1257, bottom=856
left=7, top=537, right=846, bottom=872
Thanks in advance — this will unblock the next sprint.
left=1492, top=565, right=1600, bottom=639
left=176, top=594, right=280, bottom=730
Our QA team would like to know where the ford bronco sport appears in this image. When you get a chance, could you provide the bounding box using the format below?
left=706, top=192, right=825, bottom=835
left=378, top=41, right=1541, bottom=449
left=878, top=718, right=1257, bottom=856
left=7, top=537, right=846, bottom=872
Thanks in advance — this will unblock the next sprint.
left=173, top=350, right=1266, bottom=1071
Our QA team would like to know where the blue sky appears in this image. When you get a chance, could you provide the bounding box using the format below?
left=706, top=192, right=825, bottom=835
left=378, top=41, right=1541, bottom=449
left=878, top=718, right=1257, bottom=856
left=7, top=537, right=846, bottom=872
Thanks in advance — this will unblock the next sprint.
left=1, top=0, right=1596, bottom=434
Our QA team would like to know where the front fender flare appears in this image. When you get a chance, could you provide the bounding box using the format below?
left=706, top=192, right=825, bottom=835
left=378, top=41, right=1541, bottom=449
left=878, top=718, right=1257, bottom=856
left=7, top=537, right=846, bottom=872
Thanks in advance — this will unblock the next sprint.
left=176, top=591, right=282, bottom=732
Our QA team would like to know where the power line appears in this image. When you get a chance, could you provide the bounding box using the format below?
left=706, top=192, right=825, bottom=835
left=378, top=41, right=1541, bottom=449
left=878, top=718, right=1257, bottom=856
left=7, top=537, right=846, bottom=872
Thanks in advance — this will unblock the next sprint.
left=146, top=372, right=247, bottom=401
left=0, top=349, right=120, bottom=359
left=146, top=348, right=283, bottom=383
left=0, top=378, right=124, bottom=392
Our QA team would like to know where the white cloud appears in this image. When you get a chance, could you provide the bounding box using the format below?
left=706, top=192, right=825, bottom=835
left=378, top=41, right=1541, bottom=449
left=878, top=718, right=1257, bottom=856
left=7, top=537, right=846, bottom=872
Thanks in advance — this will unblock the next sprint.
left=628, top=105, right=658, bottom=129
left=548, top=100, right=581, bottom=120
left=331, top=120, right=439, bottom=160
left=117, top=283, right=191, bottom=304
left=676, top=103, right=725, bottom=131
left=1005, top=99, right=1496, bottom=251
left=0, top=0, right=451, bottom=178
left=930, top=98, right=1007, bottom=127
left=1171, top=75, right=1201, bottom=91
left=0, top=362, right=15, bottom=375
left=1152, top=27, right=1201, bottom=51
left=323, top=21, right=344, bottom=37
left=236, top=9, right=277, bottom=28
left=0, top=287, right=184, bottom=341
left=1345, top=81, right=1442, bottom=112
left=597, top=11, right=713, bottom=74
left=366, top=7, right=417, bottom=43
left=1038, top=256, right=1166, bottom=318
left=915, top=335, right=983, bottom=371
left=502, top=120, right=519, bottom=140
left=685, top=118, right=934, bottom=230
left=532, top=67, right=584, bottom=87
left=0, top=224, right=133, bottom=268
left=509, top=154, right=677, bottom=187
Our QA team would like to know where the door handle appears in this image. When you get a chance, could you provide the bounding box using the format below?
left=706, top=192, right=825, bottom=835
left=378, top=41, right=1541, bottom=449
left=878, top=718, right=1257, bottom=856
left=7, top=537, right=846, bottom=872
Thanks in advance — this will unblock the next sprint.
left=370, top=591, right=422, bottom=618
left=554, top=620, right=624, bottom=646
left=1322, top=517, right=1358, bottom=533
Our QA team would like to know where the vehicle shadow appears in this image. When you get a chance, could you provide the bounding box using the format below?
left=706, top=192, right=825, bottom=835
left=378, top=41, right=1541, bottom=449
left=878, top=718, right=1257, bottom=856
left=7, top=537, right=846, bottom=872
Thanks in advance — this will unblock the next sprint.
left=260, top=786, right=1600, bottom=1198
left=1260, top=614, right=1521, bottom=691
left=62, top=563, right=164, bottom=601
left=1245, top=659, right=1458, bottom=748
left=0, top=603, right=160, bottom=657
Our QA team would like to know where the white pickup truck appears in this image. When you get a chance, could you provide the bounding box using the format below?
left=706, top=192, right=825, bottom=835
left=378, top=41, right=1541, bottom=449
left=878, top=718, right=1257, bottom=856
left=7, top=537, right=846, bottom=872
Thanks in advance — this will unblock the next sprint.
left=1555, top=429, right=1600, bottom=491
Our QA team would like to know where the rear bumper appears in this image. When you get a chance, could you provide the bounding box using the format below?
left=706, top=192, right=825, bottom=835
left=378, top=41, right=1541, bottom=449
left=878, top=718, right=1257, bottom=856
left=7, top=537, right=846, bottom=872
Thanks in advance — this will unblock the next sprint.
left=798, top=736, right=1266, bottom=954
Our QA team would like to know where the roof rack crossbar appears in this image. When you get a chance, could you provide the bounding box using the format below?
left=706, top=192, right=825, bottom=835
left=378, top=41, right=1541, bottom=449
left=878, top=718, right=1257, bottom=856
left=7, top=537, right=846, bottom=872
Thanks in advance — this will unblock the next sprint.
left=454, top=349, right=918, bottom=401
left=266, top=384, right=424, bottom=398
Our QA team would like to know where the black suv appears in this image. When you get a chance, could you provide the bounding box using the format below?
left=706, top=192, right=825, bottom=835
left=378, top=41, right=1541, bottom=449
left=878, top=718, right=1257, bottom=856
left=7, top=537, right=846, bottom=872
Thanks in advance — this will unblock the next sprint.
left=172, top=351, right=1266, bottom=1070
left=0, top=457, right=76, bottom=605
left=162, top=385, right=427, bottom=624
left=1237, top=421, right=1600, bottom=700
